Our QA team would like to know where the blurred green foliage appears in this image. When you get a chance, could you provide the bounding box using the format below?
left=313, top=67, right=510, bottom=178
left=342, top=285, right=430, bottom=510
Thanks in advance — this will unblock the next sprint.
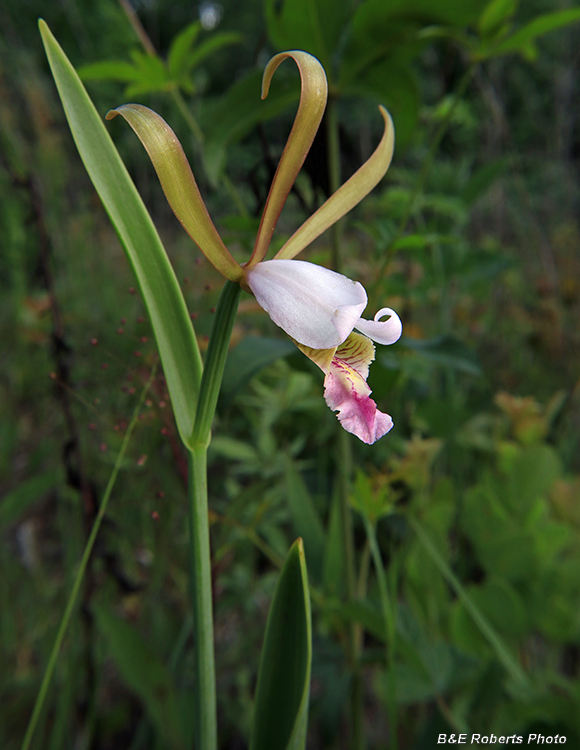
left=2, top=0, right=580, bottom=748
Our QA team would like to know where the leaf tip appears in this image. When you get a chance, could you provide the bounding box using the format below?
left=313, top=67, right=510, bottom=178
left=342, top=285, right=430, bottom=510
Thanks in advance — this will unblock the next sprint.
left=292, top=537, right=305, bottom=557
left=38, top=18, right=51, bottom=42
left=105, top=109, right=119, bottom=121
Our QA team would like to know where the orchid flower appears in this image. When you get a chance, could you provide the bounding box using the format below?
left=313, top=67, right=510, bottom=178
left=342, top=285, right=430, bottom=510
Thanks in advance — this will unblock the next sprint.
left=106, top=51, right=401, bottom=444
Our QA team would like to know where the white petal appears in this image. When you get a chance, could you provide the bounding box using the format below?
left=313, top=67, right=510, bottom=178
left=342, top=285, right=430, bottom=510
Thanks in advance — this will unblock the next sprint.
left=246, top=259, right=367, bottom=349
left=354, top=307, right=402, bottom=345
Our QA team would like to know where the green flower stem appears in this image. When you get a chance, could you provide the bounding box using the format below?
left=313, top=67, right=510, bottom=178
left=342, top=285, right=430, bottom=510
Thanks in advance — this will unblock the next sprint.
left=190, top=280, right=241, bottom=448
left=187, top=444, right=215, bottom=750
left=187, top=279, right=241, bottom=750
left=338, top=430, right=365, bottom=750
left=409, top=515, right=530, bottom=689
left=21, top=367, right=156, bottom=750
left=362, top=515, right=398, bottom=750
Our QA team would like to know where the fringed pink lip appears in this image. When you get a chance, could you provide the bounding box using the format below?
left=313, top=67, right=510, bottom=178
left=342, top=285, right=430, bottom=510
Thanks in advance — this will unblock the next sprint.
left=323, top=349, right=394, bottom=444
left=294, top=332, right=397, bottom=445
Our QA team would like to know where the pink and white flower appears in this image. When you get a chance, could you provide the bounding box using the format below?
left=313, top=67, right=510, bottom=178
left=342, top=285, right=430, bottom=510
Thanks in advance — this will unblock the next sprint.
left=246, top=259, right=401, bottom=443
left=107, top=51, right=401, bottom=443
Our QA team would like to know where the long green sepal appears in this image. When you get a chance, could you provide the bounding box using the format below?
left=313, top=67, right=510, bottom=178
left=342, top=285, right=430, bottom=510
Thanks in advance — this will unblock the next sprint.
left=247, top=52, right=328, bottom=268
left=191, top=280, right=241, bottom=447
left=39, top=20, right=203, bottom=444
left=275, top=106, right=394, bottom=261
left=106, top=104, right=243, bottom=282
left=250, top=538, right=312, bottom=750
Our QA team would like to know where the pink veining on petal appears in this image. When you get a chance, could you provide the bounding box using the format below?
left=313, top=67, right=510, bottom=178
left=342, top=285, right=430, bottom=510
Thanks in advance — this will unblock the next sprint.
left=323, top=353, right=393, bottom=445
left=335, top=331, right=375, bottom=379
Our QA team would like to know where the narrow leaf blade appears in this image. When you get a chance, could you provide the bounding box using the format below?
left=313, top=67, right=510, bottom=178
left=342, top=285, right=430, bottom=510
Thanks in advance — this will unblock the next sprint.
left=250, top=539, right=312, bottom=750
left=39, top=20, right=202, bottom=446
left=168, top=21, right=202, bottom=78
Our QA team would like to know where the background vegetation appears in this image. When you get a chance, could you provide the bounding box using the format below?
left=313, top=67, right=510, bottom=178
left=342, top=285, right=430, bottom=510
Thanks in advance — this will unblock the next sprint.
left=1, top=0, right=580, bottom=748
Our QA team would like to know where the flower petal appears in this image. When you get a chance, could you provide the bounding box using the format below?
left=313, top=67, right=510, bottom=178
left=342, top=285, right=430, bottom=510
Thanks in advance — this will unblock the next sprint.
left=247, top=52, right=328, bottom=267
left=275, top=106, right=395, bottom=260
left=245, top=259, right=367, bottom=349
left=333, top=330, right=375, bottom=379
left=106, top=104, right=243, bottom=282
left=354, top=307, right=402, bottom=345
left=323, top=333, right=393, bottom=444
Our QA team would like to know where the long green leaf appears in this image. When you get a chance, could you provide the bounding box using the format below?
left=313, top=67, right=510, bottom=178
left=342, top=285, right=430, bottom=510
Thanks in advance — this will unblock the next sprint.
left=250, top=539, right=312, bottom=750
left=39, top=20, right=202, bottom=446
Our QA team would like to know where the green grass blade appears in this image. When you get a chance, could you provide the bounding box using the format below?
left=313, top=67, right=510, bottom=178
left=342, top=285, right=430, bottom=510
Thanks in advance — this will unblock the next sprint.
left=21, top=369, right=156, bottom=750
left=409, top=516, right=530, bottom=690
left=250, top=539, right=312, bottom=750
left=39, top=19, right=202, bottom=446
